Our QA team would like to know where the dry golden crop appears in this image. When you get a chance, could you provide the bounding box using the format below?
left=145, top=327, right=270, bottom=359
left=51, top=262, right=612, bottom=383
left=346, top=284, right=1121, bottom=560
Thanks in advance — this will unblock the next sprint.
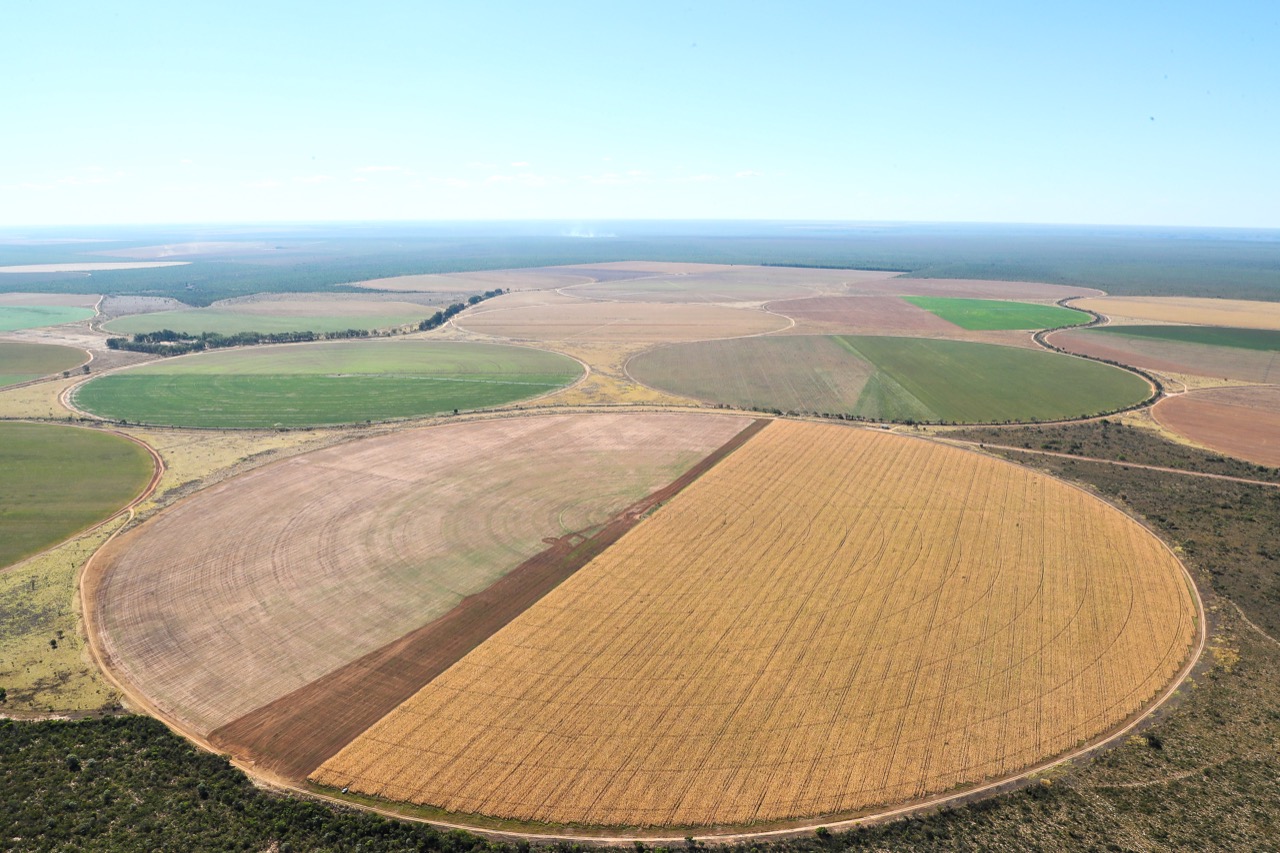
left=314, top=420, right=1197, bottom=828
left=1074, top=296, right=1280, bottom=330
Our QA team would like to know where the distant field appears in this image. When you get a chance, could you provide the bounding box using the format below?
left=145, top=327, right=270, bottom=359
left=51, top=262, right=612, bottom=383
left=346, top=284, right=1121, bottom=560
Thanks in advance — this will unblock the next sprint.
left=0, top=341, right=87, bottom=387
left=317, top=421, right=1196, bottom=828
left=1090, top=324, right=1280, bottom=351
left=73, top=340, right=582, bottom=428
left=457, top=299, right=789, bottom=342
left=102, top=299, right=435, bottom=335
left=1076, top=297, right=1280, bottom=330
left=0, top=305, right=95, bottom=331
left=0, top=423, right=153, bottom=570
left=904, top=296, right=1090, bottom=330
left=569, top=266, right=895, bottom=303
left=1154, top=386, right=1280, bottom=467
left=1052, top=328, right=1280, bottom=384
left=630, top=335, right=1150, bottom=422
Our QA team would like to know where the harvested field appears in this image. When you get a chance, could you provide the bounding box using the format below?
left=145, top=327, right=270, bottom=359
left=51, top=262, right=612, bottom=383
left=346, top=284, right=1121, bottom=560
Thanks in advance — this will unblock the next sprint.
left=457, top=300, right=789, bottom=342
left=1088, top=325, right=1280, bottom=351
left=630, top=335, right=1151, bottom=422
left=0, top=305, right=96, bottom=331
left=0, top=341, right=87, bottom=387
left=102, top=298, right=438, bottom=336
left=1051, top=328, right=1280, bottom=384
left=1074, top=296, right=1280, bottom=330
left=92, top=413, right=751, bottom=737
left=73, top=340, right=582, bottom=428
left=209, top=420, right=769, bottom=780
left=0, top=423, right=153, bottom=570
left=767, top=295, right=964, bottom=335
left=903, top=297, right=1090, bottom=330
left=1153, top=386, right=1280, bottom=467
left=315, top=420, right=1198, bottom=829
left=569, top=266, right=897, bottom=304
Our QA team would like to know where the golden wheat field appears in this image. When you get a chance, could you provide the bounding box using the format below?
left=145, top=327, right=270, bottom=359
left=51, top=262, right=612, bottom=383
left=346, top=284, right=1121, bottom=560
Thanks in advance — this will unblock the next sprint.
left=314, top=420, right=1197, bottom=829
left=1075, top=296, right=1280, bottom=330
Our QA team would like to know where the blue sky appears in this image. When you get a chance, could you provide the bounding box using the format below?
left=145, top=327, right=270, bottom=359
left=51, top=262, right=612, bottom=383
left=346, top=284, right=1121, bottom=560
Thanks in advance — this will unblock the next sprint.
left=2, top=2, right=1276, bottom=227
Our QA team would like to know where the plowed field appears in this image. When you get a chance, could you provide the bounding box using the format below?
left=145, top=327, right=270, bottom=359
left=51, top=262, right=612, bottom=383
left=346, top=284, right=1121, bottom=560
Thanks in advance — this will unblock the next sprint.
left=315, top=420, right=1197, bottom=829
left=457, top=300, right=789, bottom=342
left=92, top=413, right=750, bottom=736
left=1153, top=386, right=1280, bottom=467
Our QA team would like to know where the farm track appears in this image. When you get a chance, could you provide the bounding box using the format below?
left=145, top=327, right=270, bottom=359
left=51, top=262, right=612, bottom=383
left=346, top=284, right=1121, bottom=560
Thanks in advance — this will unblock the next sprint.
left=206, top=418, right=769, bottom=781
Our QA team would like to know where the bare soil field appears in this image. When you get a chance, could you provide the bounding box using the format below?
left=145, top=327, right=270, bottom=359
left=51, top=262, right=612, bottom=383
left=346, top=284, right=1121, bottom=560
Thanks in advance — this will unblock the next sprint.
left=209, top=420, right=769, bottom=781
left=568, top=266, right=898, bottom=304
left=0, top=292, right=100, bottom=308
left=92, top=413, right=750, bottom=737
left=769, top=295, right=963, bottom=335
left=354, top=269, right=593, bottom=293
left=1074, top=296, right=1280, bottom=330
left=315, top=420, right=1197, bottom=830
left=1153, top=386, right=1280, bottom=467
left=1051, top=329, right=1280, bottom=384
left=456, top=300, right=790, bottom=342
left=880, top=278, right=1101, bottom=300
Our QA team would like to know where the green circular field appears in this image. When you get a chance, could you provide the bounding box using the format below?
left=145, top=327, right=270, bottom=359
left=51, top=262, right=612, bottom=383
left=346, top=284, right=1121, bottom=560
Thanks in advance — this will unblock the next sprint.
left=0, top=423, right=154, bottom=570
left=630, top=335, right=1152, bottom=423
left=0, top=305, right=96, bottom=331
left=73, top=340, right=583, bottom=428
left=0, top=341, right=88, bottom=388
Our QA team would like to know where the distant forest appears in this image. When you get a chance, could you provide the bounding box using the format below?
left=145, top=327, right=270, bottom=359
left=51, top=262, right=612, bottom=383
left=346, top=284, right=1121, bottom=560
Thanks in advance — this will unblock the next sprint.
left=1, top=222, right=1277, bottom=305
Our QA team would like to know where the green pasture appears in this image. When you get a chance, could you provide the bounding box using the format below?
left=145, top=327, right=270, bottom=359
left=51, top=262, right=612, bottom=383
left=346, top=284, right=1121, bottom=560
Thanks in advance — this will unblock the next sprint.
left=73, top=340, right=582, bottom=428
left=0, top=423, right=153, bottom=570
left=903, top=297, right=1090, bottom=330
left=630, top=335, right=1150, bottom=423
left=0, top=341, right=87, bottom=387
left=0, top=305, right=95, bottom=331
left=103, top=306, right=432, bottom=336
left=1089, top=324, right=1280, bottom=351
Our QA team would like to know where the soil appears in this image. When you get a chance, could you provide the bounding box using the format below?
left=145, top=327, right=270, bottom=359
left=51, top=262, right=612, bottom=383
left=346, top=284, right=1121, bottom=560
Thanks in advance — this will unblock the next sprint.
left=207, top=419, right=769, bottom=781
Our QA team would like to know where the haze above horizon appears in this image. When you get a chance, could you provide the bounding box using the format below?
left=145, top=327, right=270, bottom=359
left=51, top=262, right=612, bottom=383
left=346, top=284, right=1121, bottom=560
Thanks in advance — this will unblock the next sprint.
left=3, top=2, right=1277, bottom=229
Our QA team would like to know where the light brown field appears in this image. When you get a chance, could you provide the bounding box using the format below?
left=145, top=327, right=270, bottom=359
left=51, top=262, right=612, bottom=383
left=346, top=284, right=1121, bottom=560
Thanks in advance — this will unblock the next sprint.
left=94, top=413, right=750, bottom=736
left=199, top=297, right=436, bottom=318
left=881, top=278, right=1100, bottom=300
left=566, top=266, right=898, bottom=305
left=1050, top=329, right=1280, bottom=384
left=316, top=420, right=1197, bottom=829
left=769, top=296, right=1038, bottom=348
left=1075, top=297, right=1280, bottom=330
left=1153, top=386, right=1280, bottom=467
left=456, top=300, right=790, bottom=342
left=0, top=292, right=100, bottom=308
left=353, top=269, right=594, bottom=293
left=0, top=262, right=188, bottom=273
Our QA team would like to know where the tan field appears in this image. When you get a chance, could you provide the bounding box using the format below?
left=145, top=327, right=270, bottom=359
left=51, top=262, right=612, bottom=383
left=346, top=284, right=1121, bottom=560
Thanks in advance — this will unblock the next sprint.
left=1050, top=329, right=1280, bottom=384
left=1076, top=296, right=1280, bottom=330
left=353, top=268, right=594, bottom=292
left=1153, top=386, right=1280, bottom=467
left=882, top=278, right=1101, bottom=300
left=93, top=413, right=750, bottom=735
left=456, top=300, right=791, bottom=342
left=0, top=292, right=100, bottom=308
left=315, top=420, right=1197, bottom=829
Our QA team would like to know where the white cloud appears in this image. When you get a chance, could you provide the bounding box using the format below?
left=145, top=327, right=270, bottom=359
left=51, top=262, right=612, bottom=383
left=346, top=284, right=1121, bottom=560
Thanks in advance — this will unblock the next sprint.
left=294, top=175, right=334, bottom=184
left=510, top=161, right=530, bottom=168
left=244, top=179, right=284, bottom=189
left=356, top=165, right=401, bottom=173
left=735, top=169, right=764, bottom=179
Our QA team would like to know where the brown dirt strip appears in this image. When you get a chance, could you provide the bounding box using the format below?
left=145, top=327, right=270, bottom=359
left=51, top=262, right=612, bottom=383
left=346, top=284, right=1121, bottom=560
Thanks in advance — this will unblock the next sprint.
left=207, top=417, right=771, bottom=782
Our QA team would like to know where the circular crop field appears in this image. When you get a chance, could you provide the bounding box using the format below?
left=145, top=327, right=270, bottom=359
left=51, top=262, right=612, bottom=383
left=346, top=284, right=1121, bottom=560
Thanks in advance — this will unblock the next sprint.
left=0, top=340, right=87, bottom=388
left=629, top=335, right=1152, bottom=423
left=73, top=340, right=583, bottom=428
left=90, top=414, right=1199, bottom=835
left=0, top=422, right=154, bottom=569
left=1153, top=385, right=1280, bottom=467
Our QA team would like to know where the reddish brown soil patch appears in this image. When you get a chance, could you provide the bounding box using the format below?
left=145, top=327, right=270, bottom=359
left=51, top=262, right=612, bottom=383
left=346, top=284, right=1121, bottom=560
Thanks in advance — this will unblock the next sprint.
left=1052, top=330, right=1280, bottom=383
left=1154, top=386, right=1280, bottom=467
left=208, top=419, right=770, bottom=781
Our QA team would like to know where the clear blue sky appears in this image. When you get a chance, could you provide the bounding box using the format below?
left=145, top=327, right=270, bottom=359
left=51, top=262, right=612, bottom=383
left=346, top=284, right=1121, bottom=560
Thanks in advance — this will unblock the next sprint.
left=2, top=2, right=1276, bottom=227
